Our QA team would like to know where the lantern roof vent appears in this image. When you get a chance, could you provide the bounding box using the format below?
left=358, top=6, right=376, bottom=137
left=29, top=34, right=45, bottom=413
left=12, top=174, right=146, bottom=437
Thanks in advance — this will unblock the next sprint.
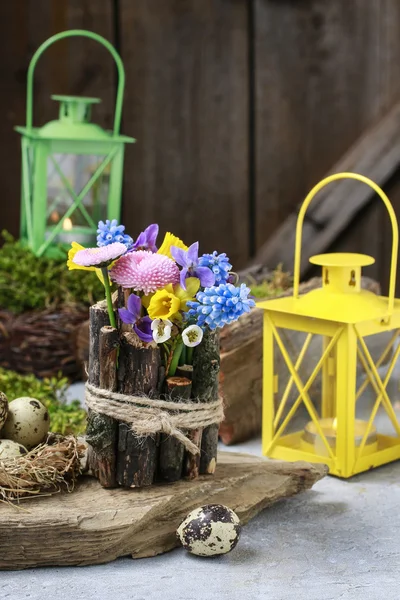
left=309, top=253, right=375, bottom=269
left=32, top=94, right=112, bottom=142
left=52, top=94, right=101, bottom=124
left=16, top=94, right=134, bottom=143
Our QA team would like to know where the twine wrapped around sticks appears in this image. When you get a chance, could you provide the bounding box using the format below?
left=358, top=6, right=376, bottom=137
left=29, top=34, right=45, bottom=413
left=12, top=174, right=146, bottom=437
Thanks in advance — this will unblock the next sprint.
left=85, top=383, right=224, bottom=455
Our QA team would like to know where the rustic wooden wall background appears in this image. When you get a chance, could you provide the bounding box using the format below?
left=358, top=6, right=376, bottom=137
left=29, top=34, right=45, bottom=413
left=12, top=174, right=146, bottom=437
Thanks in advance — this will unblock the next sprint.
left=1, top=0, right=400, bottom=289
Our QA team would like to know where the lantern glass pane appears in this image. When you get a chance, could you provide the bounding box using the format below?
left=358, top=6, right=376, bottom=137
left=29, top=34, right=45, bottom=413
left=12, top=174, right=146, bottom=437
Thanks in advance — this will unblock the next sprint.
left=273, top=327, right=324, bottom=435
left=356, top=332, right=400, bottom=440
left=46, top=153, right=110, bottom=244
left=271, top=327, right=400, bottom=460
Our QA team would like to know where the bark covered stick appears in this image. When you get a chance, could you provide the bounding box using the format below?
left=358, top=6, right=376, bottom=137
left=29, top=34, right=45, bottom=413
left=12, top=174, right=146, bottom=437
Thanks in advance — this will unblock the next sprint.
left=158, top=376, right=192, bottom=482
left=176, top=365, right=194, bottom=380
left=96, top=326, right=119, bottom=487
left=86, top=302, right=112, bottom=481
left=177, top=365, right=202, bottom=479
left=186, top=329, right=221, bottom=477
left=117, top=332, right=161, bottom=488
left=182, top=360, right=202, bottom=479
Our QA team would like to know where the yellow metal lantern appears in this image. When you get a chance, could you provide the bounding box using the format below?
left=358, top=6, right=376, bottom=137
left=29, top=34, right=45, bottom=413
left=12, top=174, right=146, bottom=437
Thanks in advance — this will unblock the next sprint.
left=260, top=172, right=400, bottom=478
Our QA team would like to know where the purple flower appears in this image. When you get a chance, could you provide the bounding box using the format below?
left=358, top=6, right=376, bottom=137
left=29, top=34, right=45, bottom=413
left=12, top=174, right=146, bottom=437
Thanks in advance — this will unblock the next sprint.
left=73, top=242, right=127, bottom=268
left=132, top=224, right=159, bottom=252
left=118, top=293, right=153, bottom=343
left=171, top=242, right=215, bottom=290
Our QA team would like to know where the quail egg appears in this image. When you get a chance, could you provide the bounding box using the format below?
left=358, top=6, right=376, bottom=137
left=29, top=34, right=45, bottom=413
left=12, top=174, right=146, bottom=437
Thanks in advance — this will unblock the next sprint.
left=177, top=504, right=241, bottom=556
left=0, top=439, right=27, bottom=459
left=0, top=392, right=8, bottom=431
left=2, top=397, right=50, bottom=449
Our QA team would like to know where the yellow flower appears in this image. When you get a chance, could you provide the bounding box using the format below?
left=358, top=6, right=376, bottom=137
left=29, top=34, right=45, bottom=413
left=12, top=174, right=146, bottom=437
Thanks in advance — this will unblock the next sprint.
left=173, top=277, right=200, bottom=312
left=66, top=242, right=109, bottom=286
left=157, top=232, right=188, bottom=260
left=145, top=277, right=200, bottom=321
left=148, top=288, right=181, bottom=320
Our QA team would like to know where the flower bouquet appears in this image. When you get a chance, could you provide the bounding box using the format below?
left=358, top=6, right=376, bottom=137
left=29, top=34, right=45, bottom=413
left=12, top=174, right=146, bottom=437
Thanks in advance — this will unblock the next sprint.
left=68, top=220, right=255, bottom=488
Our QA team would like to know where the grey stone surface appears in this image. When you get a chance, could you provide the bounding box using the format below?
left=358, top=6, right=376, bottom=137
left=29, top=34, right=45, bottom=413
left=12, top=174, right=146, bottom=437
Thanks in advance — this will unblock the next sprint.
left=2, top=365, right=400, bottom=600
left=2, top=440, right=400, bottom=600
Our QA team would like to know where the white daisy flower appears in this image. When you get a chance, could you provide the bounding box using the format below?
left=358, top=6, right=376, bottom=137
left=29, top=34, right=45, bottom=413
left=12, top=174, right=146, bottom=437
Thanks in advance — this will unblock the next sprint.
left=151, top=319, right=172, bottom=343
left=182, top=324, right=203, bottom=347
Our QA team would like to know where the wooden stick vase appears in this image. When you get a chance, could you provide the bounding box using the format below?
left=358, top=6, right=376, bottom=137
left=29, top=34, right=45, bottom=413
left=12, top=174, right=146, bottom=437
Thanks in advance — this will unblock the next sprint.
left=86, top=300, right=222, bottom=488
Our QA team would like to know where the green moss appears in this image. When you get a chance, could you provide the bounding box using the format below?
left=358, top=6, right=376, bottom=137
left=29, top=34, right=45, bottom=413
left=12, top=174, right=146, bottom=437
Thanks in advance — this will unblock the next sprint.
left=250, top=264, right=293, bottom=300
left=0, top=232, right=104, bottom=314
left=0, top=368, right=87, bottom=436
left=251, top=282, right=287, bottom=299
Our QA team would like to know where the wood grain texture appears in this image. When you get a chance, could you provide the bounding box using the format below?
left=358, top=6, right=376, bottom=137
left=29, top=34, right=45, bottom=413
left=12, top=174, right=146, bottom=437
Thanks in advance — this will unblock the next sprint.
left=254, top=0, right=400, bottom=264
left=27, top=0, right=115, bottom=132
left=158, top=376, right=192, bottom=482
left=116, top=332, right=161, bottom=488
left=184, top=329, right=220, bottom=479
left=0, top=0, right=115, bottom=238
left=86, top=302, right=112, bottom=480
left=1, top=0, right=400, bottom=294
left=332, top=169, right=400, bottom=296
left=254, top=102, right=400, bottom=276
left=96, top=325, right=119, bottom=488
left=118, top=0, right=249, bottom=268
left=0, top=452, right=327, bottom=570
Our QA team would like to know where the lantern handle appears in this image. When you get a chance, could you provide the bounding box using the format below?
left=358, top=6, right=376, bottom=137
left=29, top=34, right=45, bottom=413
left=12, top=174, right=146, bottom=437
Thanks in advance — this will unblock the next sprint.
left=293, top=172, right=399, bottom=318
left=26, top=29, right=125, bottom=136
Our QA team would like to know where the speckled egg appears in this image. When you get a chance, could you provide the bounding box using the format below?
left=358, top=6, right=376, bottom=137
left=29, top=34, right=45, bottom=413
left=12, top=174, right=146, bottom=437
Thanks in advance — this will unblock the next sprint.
left=2, top=397, right=50, bottom=449
left=177, top=504, right=241, bottom=557
left=0, top=439, right=27, bottom=459
left=0, top=392, right=8, bottom=431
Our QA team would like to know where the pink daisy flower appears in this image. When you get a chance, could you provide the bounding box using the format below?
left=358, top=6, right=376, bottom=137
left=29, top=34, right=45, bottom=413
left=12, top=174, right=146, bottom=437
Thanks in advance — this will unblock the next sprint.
left=110, top=250, right=180, bottom=294
left=73, top=242, right=127, bottom=268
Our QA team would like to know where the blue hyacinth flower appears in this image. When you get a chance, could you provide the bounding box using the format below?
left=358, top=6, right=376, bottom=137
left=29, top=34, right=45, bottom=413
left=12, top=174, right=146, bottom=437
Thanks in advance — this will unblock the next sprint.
left=198, top=251, right=232, bottom=285
left=97, top=219, right=133, bottom=249
left=186, top=283, right=255, bottom=330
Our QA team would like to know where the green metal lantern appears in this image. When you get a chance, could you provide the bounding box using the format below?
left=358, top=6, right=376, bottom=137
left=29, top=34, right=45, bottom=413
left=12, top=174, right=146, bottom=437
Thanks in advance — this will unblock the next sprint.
left=16, top=30, right=134, bottom=257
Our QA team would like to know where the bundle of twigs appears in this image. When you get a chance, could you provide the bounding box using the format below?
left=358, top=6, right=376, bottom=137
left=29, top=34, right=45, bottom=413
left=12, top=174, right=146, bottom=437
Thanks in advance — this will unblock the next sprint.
left=0, top=435, right=86, bottom=504
left=0, top=305, right=88, bottom=380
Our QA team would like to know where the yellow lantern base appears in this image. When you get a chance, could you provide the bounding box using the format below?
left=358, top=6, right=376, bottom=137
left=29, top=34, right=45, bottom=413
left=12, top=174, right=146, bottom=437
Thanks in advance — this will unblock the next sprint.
left=300, top=418, right=378, bottom=457
left=266, top=432, right=400, bottom=478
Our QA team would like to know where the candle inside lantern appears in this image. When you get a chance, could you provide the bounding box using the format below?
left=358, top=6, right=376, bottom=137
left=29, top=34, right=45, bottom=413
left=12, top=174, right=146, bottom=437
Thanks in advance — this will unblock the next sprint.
left=301, top=417, right=378, bottom=455
left=63, top=217, right=73, bottom=231
left=46, top=216, right=96, bottom=246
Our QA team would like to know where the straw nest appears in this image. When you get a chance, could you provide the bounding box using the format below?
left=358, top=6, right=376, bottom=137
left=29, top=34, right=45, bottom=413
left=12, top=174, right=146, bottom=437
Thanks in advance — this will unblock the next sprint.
left=0, top=434, right=86, bottom=504
left=0, top=305, right=88, bottom=380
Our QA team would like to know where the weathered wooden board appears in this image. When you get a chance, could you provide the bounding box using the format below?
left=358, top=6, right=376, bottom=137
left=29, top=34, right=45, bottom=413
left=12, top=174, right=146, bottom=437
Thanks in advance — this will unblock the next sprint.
left=0, top=0, right=116, bottom=239
left=254, top=0, right=400, bottom=271
left=118, top=0, right=249, bottom=268
left=0, top=452, right=327, bottom=570
left=253, top=101, right=400, bottom=276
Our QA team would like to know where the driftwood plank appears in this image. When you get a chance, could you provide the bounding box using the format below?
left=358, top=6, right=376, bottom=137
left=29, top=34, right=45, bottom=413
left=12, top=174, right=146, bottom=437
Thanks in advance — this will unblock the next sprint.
left=0, top=453, right=327, bottom=570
